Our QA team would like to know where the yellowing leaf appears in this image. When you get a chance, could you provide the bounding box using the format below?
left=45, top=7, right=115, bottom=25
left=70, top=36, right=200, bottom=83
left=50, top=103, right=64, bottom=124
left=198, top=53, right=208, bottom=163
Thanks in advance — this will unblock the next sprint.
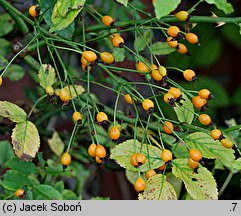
left=110, top=139, right=164, bottom=172
left=38, top=64, right=56, bottom=89
left=138, top=174, right=177, bottom=200
left=50, top=0, right=86, bottom=32
left=184, top=132, right=235, bottom=168
left=11, top=121, right=40, bottom=161
left=172, top=159, right=218, bottom=200
left=64, top=85, right=85, bottom=99
left=0, top=101, right=27, bottom=123
left=174, top=93, right=194, bottom=124
left=47, top=131, right=65, bottom=156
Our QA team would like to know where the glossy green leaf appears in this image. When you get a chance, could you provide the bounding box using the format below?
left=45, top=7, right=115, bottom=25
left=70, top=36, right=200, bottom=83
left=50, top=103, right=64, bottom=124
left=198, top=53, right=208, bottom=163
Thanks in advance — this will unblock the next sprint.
left=153, top=0, right=181, bottom=19
left=172, top=142, right=189, bottom=158
left=0, top=101, right=27, bottom=123
left=116, top=0, right=128, bottom=6
left=174, top=93, right=194, bottom=124
left=5, top=64, right=25, bottom=81
left=125, top=170, right=146, bottom=186
left=50, top=0, right=86, bottom=32
left=166, top=172, right=183, bottom=199
left=71, top=162, right=91, bottom=194
left=0, top=55, right=8, bottom=70
left=134, top=30, right=152, bottom=52
left=0, top=140, right=14, bottom=166
left=5, top=157, right=38, bottom=175
left=110, top=139, right=164, bottom=172
left=33, top=185, right=63, bottom=200
left=0, top=170, right=31, bottom=191
left=161, top=133, right=177, bottom=145
left=205, top=0, right=234, bottom=14
left=54, top=181, right=65, bottom=193
left=150, top=42, right=175, bottom=55
left=24, top=189, right=33, bottom=200
left=39, top=0, right=55, bottom=26
left=195, top=36, right=222, bottom=68
left=47, top=131, right=65, bottom=156
left=184, top=132, right=235, bottom=168
left=139, top=174, right=177, bottom=200
left=221, top=24, right=241, bottom=48
left=0, top=38, right=11, bottom=57
left=11, top=121, right=40, bottom=161
left=38, top=64, right=56, bottom=89
left=172, top=159, right=218, bottom=200
left=112, top=48, right=125, bottom=62
left=0, top=14, right=14, bottom=36
left=62, top=190, right=79, bottom=200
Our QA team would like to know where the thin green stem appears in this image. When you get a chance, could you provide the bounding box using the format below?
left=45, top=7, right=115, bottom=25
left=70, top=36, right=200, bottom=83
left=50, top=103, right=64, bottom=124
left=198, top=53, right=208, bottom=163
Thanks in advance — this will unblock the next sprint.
left=219, top=171, right=234, bottom=197
left=28, top=94, right=48, bottom=119
left=1, top=34, right=39, bottom=77
left=223, top=124, right=241, bottom=133
left=188, top=0, right=203, bottom=14
left=66, top=123, right=79, bottom=153
left=149, top=134, right=163, bottom=150
left=113, top=86, right=123, bottom=126
left=46, top=42, right=63, bottom=88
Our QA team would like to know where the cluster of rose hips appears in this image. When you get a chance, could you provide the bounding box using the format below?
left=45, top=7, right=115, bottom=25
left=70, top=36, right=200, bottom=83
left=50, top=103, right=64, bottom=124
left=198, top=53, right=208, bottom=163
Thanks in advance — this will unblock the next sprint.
left=9, top=5, right=235, bottom=198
